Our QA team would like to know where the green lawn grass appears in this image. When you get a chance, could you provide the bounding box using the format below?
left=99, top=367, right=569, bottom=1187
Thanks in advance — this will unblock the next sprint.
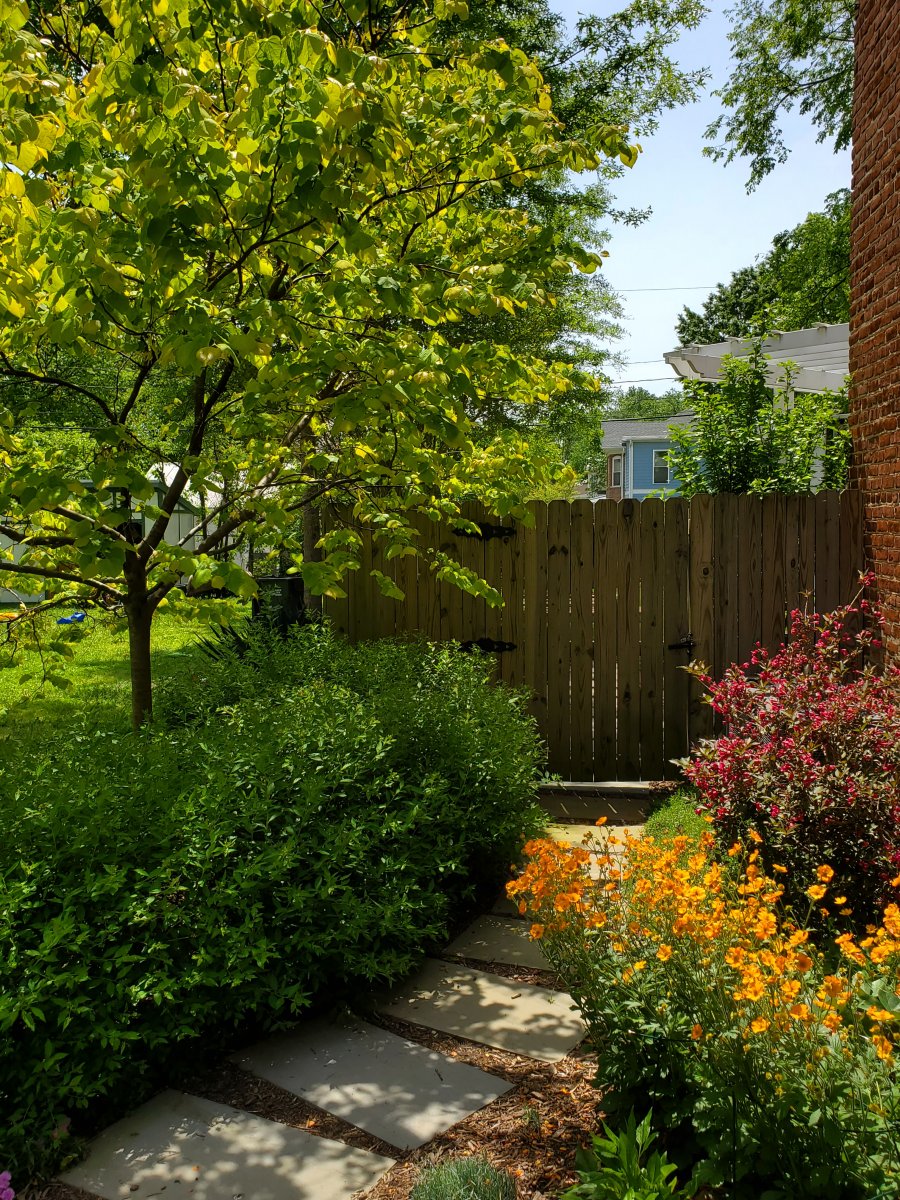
left=0, top=610, right=198, bottom=754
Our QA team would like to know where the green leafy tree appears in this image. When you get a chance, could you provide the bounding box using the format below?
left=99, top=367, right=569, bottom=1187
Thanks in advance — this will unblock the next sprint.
left=704, top=0, right=855, bottom=189
left=667, top=344, right=850, bottom=496
left=604, top=384, right=686, bottom=419
left=675, top=189, right=850, bottom=344
left=0, top=0, right=642, bottom=725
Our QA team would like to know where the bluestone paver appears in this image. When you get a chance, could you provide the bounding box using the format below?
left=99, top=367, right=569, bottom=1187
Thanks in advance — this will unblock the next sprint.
left=231, top=1016, right=511, bottom=1150
left=58, top=1090, right=393, bottom=1200
left=444, top=915, right=550, bottom=970
left=378, top=960, right=584, bottom=1062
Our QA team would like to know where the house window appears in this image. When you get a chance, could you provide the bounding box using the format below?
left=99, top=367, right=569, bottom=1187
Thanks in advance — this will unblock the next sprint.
left=653, top=449, right=671, bottom=485
left=611, top=455, right=622, bottom=488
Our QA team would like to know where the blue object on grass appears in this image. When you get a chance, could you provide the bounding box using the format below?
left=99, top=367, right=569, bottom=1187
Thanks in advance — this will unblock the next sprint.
left=57, top=611, right=87, bottom=625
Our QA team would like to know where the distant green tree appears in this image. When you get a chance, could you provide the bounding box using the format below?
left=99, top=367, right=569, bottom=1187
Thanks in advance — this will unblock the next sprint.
left=675, top=190, right=850, bottom=345
left=704, top=0, right=855, bottom=190
left=667, top=345, right=850, bottom=496
left=604, top=385, right=687, bottom=419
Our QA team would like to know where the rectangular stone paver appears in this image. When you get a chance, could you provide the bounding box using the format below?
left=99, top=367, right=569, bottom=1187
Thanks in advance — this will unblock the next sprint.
left=231, top=1016, right=511, bottom=1150
left=59, top=1090, right=394, bottom=1200
left=378, top=960, right=584, bottom=1063
left=444, top=915, right=550, bottom=970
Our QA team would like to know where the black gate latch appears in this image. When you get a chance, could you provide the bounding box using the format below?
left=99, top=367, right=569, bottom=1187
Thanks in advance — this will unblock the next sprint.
left=460, top=637, right=517, bottom=653
left=667, top=635, right=697, bottom=653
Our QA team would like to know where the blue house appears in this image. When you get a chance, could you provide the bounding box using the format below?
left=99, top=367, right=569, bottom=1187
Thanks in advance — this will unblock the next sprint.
left=601, top=412, right=694, bottom=500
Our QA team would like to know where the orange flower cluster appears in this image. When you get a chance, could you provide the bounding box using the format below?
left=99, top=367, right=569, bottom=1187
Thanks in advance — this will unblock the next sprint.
left=509, top=826, right=900, bottom=1066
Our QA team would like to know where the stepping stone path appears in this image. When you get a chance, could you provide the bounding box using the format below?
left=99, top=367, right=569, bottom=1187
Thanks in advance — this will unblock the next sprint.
left=59, top=1090, right=393, bottom=1200
left=230, top=1015, right=511, bottom=1150
left=59, top=824, right=639, bottom=1199
left=377, top=959, right=583, bottom=1063
left=444, top=914, right=550, bottom=970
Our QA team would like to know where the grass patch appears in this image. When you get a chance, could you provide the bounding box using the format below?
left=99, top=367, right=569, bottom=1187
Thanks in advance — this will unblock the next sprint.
left=644, top=789, right=708, bottom=842
left=0, top=611, right=198, bottom=753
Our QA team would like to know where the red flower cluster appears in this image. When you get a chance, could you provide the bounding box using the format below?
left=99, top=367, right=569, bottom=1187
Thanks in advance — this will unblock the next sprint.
left=687, top=578, right=900, bottom=923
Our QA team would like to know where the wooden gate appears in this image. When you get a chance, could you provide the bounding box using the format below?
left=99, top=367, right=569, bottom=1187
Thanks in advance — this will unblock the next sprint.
left=323, top=492, right=866, bottom=781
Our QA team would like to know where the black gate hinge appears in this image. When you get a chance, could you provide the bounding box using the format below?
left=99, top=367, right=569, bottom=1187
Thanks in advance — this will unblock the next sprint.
left=453, top=521, right=515, bottom=543
left=667, top=635, right=697, bottom=653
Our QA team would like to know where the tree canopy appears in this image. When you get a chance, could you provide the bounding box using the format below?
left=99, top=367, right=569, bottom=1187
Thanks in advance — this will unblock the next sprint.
left=0, top=0, right=646, bottom=724
left=675, top=189, right=850, bottom=345
left=704, top=0, right=855, bottom=190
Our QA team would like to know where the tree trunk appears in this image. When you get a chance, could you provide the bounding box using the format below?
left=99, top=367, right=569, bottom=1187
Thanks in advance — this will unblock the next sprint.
left=125, top=555, right=154, bottom=729
left=302, top=503, right=323, bottom=617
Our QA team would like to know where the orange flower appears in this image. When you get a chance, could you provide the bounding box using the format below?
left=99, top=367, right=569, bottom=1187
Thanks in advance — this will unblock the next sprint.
left=530, top=924, right=545, bottom=940
left=789, top=1003, right=811, bottom=1021
left=595, top=816, right=608, bottom=827
left=823, top=1011, right=843, bottom=1032
left=748, top=829, right=763, bottom=844
left=691, top=1024, right=703, bottom=1041
left=795, top=952, right=814, bottom=973
left=749, top=1017, right=770, bottom=1034
left=656, top=944, right=673, bottom=962
left=773, top=864, right=788, bottom=874
left=806, top=884, right=827, bottom=901
left=872, top=1034, right=894, bottom=1062
left=816, top=865, right=835, bottom=883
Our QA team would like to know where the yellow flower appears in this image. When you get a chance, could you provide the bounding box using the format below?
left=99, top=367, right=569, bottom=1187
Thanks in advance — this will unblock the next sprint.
left=773, top=864, right=788, bottom=874
left=789, top=1003, right=811, bottom=1021
left=748, top=829, right=763, bottom=844
left=833, top=895, right=847, bottom=906
left=867, top=1007, right=897, bottom=1023
left=816, top=865, right=835, bottom=883
left=530, top=923, right=545, bottom=940
left=633, top=960, right=647, bottom=971
left=806, top=884, right=827, bottom=901
left=595, top=816, right=608, bottom=827
left=823, top=1011, right=843, bottom=1032
left=656, top=944, right=673, bottom=962
left=795, top=952, right=814, bottom=973
left=750, top=1017, right=770, bottom=1034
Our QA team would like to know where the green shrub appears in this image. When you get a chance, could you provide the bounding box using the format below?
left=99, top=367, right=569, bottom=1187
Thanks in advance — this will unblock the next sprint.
left=410, top=1156, right=517, bottom=1200
left=0, top=629, right=545, bottom=1179
left=643, top=790, right=708, bottom=843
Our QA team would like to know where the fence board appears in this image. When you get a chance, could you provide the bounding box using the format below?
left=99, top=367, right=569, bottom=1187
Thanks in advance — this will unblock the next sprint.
left=715, top=494, right=740, bottom=675
left=638, top=498, right=665, bottom=779
left=663, top=499, right=690, bottom=776
left=569, top=500, right=594, bottom=778
left=593, top=502, right=618, bottom=779
left=500, top=519, right=525, bottom=689
left=616, top=501, right=641, bottom=779
left=546, top=501, right=572, bottom=776
left=688, top=495, right=715, bottom=741
left=524, top=502, right=549, bottom=736
left=736, top=493, right=763, bottom=661
left=761, top=494, right=788, bottom=654
left=815, top=491, right=842, bottom=615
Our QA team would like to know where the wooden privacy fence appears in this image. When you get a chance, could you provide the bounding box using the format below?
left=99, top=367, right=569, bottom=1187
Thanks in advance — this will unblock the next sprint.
left=323, top=492, right=866, bottom=782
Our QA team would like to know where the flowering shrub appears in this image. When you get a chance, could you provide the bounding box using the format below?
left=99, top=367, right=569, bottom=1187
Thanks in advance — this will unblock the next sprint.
left=686, top=586, right=900, bottom=924
left=0, top=1174, right=14, bottom=1200
left=509, top=826, right=900, bottom=1198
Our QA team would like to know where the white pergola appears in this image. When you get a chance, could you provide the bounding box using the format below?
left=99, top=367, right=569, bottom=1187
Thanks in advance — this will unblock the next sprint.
left=664, top=322, right=849, bottom=393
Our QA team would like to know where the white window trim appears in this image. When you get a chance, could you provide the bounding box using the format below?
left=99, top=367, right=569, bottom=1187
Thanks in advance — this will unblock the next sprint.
left=611, top=454, right=623, bottom=488
left=653, top=449, right=671, bottom=486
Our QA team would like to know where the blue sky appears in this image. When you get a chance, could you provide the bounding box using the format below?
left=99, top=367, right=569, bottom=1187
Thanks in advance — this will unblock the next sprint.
left=553, top=1, right=851, bottom=394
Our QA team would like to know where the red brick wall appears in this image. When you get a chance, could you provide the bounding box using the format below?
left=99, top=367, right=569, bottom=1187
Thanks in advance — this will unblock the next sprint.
left=850, top=0, right=900, bottom=656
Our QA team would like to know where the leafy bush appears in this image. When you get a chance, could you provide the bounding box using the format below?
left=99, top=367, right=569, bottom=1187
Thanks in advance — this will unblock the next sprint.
left=643, top=790, right=708, bottom=843
left=686, top=590, right=900, bottom=925
left=410, top=1156, right=517, bottom=1200
left=0, top=629, right=545, bottom=1179
left=562, top=1111, right=685, bottom=1200
left=510, top=829, right=900, bottom=1199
